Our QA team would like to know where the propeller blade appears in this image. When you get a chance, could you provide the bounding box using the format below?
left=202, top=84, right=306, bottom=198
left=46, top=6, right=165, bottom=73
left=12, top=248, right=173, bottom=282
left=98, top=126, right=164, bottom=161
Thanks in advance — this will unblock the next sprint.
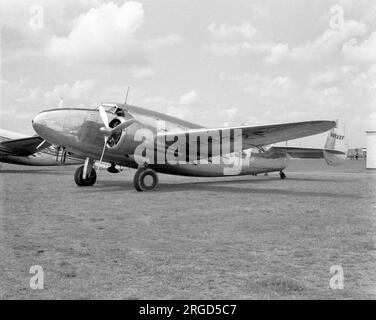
left=100, top=118, right=135, bottom=136
left=110, top=118, right=135, bottom=134
left=97, top=136, right=108, bottom=172
left=98, top=105, right=109, bottom=129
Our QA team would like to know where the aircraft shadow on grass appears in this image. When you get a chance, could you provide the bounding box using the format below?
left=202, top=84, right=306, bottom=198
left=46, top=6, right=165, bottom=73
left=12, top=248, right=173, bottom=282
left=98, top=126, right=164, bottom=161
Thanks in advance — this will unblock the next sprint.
left=74, top=176, right=359, bottom=199
left=0, top=169, right=71, bottom=175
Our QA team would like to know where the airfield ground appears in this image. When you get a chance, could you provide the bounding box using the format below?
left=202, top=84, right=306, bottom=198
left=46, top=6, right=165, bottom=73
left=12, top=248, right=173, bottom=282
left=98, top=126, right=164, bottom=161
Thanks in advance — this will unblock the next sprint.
left=0, top=159, right=375, bottom=299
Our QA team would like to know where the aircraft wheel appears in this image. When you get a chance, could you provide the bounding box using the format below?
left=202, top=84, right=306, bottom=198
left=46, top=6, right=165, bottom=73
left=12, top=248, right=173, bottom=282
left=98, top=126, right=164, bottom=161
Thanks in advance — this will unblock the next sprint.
left=133, top=167, right=159, bottom=192
left=279, top=171, right=286, bottom=179
left=74, top=165, right=97, bottom=187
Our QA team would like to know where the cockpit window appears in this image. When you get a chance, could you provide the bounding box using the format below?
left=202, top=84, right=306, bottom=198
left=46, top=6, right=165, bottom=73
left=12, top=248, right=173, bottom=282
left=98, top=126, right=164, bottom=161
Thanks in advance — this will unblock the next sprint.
left=95, top=103, right=132, bottom=121
left=96, top=103, right=129, bottom=114
left=96, top=104, right=117, bottom=114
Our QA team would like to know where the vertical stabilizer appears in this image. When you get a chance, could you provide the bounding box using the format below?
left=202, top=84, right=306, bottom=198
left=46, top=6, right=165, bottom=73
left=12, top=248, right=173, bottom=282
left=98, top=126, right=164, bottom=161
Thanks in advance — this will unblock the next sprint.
left=323, top=120, right=347, bottom=165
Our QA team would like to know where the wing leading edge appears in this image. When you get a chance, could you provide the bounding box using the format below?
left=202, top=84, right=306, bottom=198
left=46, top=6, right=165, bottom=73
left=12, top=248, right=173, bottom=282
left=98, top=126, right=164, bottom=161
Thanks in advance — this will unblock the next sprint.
left=159, top=120, right=336, bottom=151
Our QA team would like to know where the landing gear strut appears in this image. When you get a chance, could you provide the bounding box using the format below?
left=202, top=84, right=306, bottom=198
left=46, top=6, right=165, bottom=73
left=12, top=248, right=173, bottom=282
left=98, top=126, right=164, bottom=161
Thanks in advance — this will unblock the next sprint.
left=55, top=146, right=67, bottom=164
left=133, top=167, right=159, bottom=192
left=279, top=170, right=286, bottom=179
left=74, top=158, right=97, bottom=186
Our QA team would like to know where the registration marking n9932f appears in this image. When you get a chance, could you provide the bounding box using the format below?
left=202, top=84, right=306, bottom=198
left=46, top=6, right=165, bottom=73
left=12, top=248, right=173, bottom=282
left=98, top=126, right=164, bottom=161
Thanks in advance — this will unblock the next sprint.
left=139, top=304, right=237, bottom=317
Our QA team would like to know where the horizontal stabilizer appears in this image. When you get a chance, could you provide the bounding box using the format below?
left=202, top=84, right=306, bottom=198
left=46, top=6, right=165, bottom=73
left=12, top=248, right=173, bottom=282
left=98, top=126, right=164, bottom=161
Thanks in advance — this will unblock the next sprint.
left=264, top=120, right=347, bottom=166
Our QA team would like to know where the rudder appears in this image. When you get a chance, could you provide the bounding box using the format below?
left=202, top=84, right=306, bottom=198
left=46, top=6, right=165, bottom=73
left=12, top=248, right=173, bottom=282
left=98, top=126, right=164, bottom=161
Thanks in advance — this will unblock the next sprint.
left=323, top=120, right=347, bottom=165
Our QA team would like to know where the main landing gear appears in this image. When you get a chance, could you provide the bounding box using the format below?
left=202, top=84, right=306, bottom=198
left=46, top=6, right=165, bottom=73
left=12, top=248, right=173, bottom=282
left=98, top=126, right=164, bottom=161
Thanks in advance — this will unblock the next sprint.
left=74, top=158, right=159, bottom=191
left=133, top=166, right=159, bottom=192
left=74, top=158, right=97, bottom=186
left=279, top=170, right=286, bottom=179
left=74, top=165, right=97, bottom=186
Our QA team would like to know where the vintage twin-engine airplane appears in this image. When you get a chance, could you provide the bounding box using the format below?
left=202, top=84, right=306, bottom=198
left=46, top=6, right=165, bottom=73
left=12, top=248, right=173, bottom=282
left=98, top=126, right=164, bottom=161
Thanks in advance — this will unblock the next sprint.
left=0, top=128, right=82, bottom=167
left=32, top=102, right=346, bottom=191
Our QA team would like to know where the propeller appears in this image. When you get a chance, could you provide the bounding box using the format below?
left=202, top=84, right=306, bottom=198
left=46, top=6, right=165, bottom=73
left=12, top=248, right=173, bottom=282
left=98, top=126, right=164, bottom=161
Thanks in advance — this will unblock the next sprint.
left=99, top=104, right=109, bottom=129
left=97, top=105, right=135, bottom=169
left=98, top=105, right=110, bottom=168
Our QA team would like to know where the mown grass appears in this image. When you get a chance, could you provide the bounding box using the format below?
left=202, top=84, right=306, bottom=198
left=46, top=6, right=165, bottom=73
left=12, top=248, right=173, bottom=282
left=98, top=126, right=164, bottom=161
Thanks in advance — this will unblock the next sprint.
left=0, top=160, right=375, bottom=299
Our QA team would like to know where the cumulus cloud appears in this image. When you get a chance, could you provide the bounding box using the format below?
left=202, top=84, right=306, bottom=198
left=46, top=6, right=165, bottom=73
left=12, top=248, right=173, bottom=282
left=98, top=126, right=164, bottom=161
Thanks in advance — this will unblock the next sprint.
left=178, top=90, right=198, bottom=105
left=205, top=19, right=368, bottom=63
left=140, top=90, right=246, bottom=127
left=308, top=70, right=339, bottom=87
left=265, top=43, right=289, bottom=64
left=11, top=79, right=98, bottom=107
left=44, top=1, right=183, bottom=66
left=45, top=1, right=144, bottom=64
left=203, top=42, right=272, bottom=56
left=0, top=78, right=99, bottom=133
left=204, top=21, right=265, bottom=56
left=220, top=108, right=239, bottom=121
left=0, top=0, right=99, bottom=30
left=342, top=31, right=376, bottom=63
left=145, top=34, right=183, bottom=49
left=208, top=22, right=257, bottom=39
left=139, top=90, right=200, bottom=122
left=43, top=79, right=97, bottom=105
left=265, top=20, right=368, bottom=64
left=217, top=66, right=376, bottom=142
left=219, top=72, right=295, bottom=98
left=130, top=66, right=154, bottom=78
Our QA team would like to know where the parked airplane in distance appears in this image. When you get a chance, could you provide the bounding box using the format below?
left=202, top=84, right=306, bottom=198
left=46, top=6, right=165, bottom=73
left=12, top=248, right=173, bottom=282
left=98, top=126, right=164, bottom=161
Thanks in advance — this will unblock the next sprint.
left=0, top=128, right=82, bottom=166
left=32, top=102, right=346, bottom=191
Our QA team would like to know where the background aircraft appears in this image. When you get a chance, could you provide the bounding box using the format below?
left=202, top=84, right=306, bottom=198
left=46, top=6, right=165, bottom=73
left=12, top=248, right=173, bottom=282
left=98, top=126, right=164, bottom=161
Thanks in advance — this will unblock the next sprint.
left=32, top=103, right=346, bottom=191
left=0, top=128, right=82, bottom=167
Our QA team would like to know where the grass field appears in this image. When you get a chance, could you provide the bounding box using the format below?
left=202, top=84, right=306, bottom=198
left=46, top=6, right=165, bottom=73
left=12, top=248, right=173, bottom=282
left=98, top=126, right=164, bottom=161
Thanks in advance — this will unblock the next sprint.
left=0, top=159, right=375, bottom=299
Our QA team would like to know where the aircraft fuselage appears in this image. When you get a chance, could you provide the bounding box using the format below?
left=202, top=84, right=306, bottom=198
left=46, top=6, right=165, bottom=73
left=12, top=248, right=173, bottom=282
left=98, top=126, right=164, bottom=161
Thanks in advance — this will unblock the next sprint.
left=32, top=106, right=288, bottom=176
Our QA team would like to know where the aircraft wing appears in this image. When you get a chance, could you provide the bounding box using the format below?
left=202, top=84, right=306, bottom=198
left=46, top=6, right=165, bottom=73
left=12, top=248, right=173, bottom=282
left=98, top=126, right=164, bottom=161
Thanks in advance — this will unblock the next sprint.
left=0, top=136, right=51, bottom=156
left=159, top=120, right=336, bottom=154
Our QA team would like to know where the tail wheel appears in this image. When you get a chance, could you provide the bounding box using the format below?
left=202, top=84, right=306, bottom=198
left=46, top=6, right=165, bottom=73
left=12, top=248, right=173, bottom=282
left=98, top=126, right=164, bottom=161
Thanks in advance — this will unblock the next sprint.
left=133, top=167, right=159, bottom=192
left=74, top=165, right=97, bottom=187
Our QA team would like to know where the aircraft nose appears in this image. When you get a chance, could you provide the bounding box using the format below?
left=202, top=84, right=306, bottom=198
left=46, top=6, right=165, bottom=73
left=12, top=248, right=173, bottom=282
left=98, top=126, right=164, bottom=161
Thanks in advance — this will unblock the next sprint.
left=32, top=109, right=65, bottom=145
left=32, top=112, right=45, bottom=134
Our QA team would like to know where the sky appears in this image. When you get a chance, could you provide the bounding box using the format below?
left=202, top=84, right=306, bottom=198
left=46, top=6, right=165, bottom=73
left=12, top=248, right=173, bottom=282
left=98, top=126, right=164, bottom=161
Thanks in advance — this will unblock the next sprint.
left=1, top=0, right=376, bottom=148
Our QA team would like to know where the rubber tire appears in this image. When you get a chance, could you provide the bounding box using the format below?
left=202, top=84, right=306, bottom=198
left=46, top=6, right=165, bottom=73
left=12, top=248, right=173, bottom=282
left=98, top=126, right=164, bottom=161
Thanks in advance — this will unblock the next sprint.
left=133, top=168, right=159, bottom=192
left=279, top=171, right=286, bottom=179
left=74, top=165, right=97, bottom=187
